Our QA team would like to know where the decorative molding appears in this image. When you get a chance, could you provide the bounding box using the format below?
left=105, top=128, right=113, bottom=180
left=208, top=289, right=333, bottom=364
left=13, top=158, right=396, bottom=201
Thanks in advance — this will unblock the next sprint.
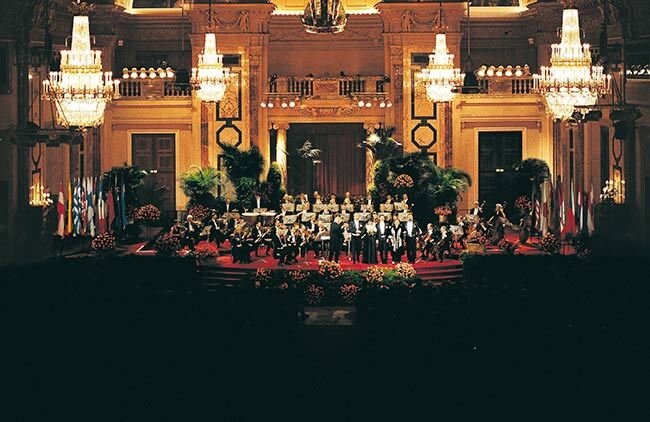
left=112, top=122, right=192, bottom=131
left=297, top=106, right=357, bottom=117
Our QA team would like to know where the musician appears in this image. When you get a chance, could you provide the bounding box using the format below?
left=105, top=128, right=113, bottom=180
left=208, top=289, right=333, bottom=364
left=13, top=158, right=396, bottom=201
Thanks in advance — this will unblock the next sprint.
left=377, top=214, right=390, bottom=264
left=384, top=195, right=393, bottom=205
left=328, top=194, right=337, bottom=205
left=183, top=214, right=200, bottom=250
left=470, top=201, right=483, bottom=219
left=221, top=197, right=237, bottom=214
left=402, top=193, right=414, bottom=211
left=282, top=194, right=293, bottom=205
left=456, top=215, right=469, bottom=248
left=298, top=193, right=310, bottom=210
left=252, top=193, right=264, bottom=211
left=343, top=192, right=353, bottom=205
left=207, top=212, right=226, bottom=248
left=349, top=214, right=364, bottom=263
left=389, top=216, right=404, bottom=263
left=364, top=194, right=374, bottom=211
left=169, top=220, right=186, bottom=242
left=252, top=221, right=271, bottom=257
left=313, top=191, right=323, bottom=205
left=230, top=227, right=253, bottom=264
left=328, top=216, right=343, bottom=263
left=313, top=220, right=328, bottom=258
left=403, top=214, right=421, bottom=263
left=434, top=225, right=451, bottom=262
left=362, top=219, right=378, bottom=264
left=298, top=226, right=311, bottom=259
left=488, top=203, right=508, bottom=243
left=421, top=223, right=437, bottom=260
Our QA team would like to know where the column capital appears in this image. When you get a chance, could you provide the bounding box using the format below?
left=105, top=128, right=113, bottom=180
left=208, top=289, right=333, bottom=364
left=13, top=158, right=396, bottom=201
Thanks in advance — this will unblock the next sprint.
left=271, top=122, right=290, bottom=131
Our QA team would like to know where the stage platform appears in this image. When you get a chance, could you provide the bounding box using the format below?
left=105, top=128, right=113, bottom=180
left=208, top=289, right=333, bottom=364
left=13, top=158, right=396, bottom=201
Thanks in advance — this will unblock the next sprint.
left=131, top=233, right=544, bottom=286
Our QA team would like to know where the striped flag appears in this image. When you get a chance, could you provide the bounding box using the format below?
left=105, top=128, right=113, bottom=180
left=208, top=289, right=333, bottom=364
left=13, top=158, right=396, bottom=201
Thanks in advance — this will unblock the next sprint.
left=97, top=178, right=106, bottom=234
left=57, top=182, right=66, bottom=238
left=557, top=177, right=565, bottom=235
left=534, top=198, right=541, bottom=232
left=73, top=178, right=82, bottom=236
left=540, top=180, right=549, bottom=236
left=80, top=177, right=87, bottom=235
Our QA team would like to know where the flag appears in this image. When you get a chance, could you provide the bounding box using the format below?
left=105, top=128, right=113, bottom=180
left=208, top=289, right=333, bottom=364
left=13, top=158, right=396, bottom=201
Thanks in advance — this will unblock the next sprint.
left=119, top=174, right=127, bottom=230
left=97, top=178, right=106, bottom=234
left=587, top=184, right=595, bottom=235
left=563, top=181, right=577, bottom=238
left=540, top=180, right=549, bottom=236
left=576, top=185, right=583, bottom=233
left=73, top=178, right=82, bottom=236
left=80, top=177, right=87, bottom=235
left=534, top=198, right=541, bottom=232
left=57, top=182, right=66, bottom=238
left=87, top=177, right=96, bottom=237
left=67, top=179, right=73, bottom=235
left=106, top=189, right=115, bottom=233
left=557, top=177, right=565, bottom=236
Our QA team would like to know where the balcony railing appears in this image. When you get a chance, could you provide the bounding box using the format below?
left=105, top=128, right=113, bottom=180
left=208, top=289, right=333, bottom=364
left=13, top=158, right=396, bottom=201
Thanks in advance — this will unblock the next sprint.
left=117, top=79, right=192, bottom=100
left=476, top=76, right=535, bottom=95
left=266, top=75, right=388, bottom=98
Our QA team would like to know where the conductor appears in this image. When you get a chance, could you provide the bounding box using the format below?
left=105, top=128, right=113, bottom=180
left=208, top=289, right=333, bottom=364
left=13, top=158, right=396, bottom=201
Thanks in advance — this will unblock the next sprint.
left=328, top=216, right=343, bottom=263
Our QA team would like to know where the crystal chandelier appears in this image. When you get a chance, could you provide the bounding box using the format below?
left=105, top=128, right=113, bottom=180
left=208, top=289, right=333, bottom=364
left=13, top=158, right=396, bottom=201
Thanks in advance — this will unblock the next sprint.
left=416, top=33, right=465, bottom=103
left=302, top=0, right=347, bottom=34
left=43, top=15, right=119, bottom=128
left=534, top=9, right=611, bottom=120
left=191, top=33, right=230, bottom=103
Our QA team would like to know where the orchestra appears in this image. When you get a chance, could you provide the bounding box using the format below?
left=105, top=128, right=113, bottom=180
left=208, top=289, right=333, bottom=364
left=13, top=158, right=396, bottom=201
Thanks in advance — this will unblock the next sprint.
left=169, top=191, right=514, bottom=266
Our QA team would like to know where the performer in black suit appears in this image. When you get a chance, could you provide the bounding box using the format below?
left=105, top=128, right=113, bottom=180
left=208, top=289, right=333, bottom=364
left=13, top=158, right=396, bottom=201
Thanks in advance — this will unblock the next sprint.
left=207, top=212, right=225, bottom=248
left=251, top=193, right=264, bottom=211
left=403, top=215, right=421, bottom=263
left=434, top=225, right=452, bottom=262
left=328, top=216, right=343, bottom=263
left=349, top=215, right=364, bottom=263
left=376, top=214, right=390, bottom=264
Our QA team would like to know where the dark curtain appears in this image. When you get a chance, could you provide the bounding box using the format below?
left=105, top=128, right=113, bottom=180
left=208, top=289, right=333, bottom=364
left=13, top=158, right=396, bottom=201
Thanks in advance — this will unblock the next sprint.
left=287, top=123, right=366, bottom=197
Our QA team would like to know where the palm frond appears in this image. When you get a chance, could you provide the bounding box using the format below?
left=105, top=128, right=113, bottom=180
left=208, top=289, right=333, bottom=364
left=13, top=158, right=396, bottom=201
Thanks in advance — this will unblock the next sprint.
left=298, top=140, right=321, bottom=162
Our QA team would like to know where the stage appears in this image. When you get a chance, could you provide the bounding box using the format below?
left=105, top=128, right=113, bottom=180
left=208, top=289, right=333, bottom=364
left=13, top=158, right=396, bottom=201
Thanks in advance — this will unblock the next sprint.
left=132, top=233, right=546, bottom=284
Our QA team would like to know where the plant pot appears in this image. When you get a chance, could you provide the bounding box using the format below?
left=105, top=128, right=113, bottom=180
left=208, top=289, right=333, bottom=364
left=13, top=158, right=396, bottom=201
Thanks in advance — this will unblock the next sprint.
left=466, top=243, right=485, bottom=253
left=438, top=214, right=448, bottom=223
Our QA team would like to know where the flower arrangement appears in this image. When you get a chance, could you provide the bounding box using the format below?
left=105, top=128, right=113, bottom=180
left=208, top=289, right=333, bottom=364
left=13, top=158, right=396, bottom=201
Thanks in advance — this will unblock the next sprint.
left=133, top=204, right=161, bottom=224
left=340, top=284, right=360, bottom=304
left=318, top=260, right=343, bottom=280
left=363, top=266, right=385, bottom=284
left=187, top=204, right=210, bottom=222
left=289, top=270, right=310, bottom=284
left=540, top=233, right=561, bottom=254
left=252, top=268, right=273, bottom=288
left=498, top=239, right=518, bottom=255
left=467, top=230, right=489, bottom=245
left=394, top=262, right=417, bottom=279
left=434, top=205, right=453, bottom=216
left=393, top=174, right=415, bottom=189
left=154, top=234, right=181, bottom=257
left=305, top=284, right=325, bottom=305
left=515, top=196, right=532, bottom=211
left=91, top=233, right=116, bottom=252
left=189, top=243, right=218, bottom=261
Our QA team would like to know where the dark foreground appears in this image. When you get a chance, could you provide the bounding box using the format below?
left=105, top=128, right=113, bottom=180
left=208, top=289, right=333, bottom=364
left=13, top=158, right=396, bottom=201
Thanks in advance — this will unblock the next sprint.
left=2, top=254, right=649, bottom=421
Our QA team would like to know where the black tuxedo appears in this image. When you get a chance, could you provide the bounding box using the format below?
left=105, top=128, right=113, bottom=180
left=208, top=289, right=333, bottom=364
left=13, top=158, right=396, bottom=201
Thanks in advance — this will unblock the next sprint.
left=328, top=221, right=343, bottom=262
left=376, top=221, right=389, bottom=264
left=402, top=221, right=421, bottom=263
left=349, top=219, right=364, bottom=263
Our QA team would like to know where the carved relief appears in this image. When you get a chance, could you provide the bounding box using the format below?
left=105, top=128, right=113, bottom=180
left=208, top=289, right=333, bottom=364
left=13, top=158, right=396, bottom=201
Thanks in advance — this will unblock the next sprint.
left=249, top=47, right=263, bottom=144
left=297, top=106, right=356, bottom=117
left=400, top=10, right=442, bottom=33
left=214, top=11, right=249, bottom=33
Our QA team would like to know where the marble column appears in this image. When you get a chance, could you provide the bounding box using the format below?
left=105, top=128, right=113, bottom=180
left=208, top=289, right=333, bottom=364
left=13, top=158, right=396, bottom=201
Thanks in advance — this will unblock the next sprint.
left=274, top=122, right=290, bottom=189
